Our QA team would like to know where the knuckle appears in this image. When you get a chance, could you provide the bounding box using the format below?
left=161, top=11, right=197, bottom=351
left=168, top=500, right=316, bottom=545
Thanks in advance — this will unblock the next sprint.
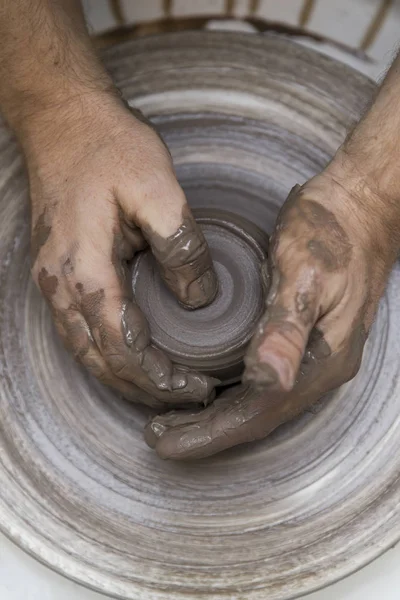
left=107, top=351, right=132, bottom=379
left=137, top=166, right=176, bottom=201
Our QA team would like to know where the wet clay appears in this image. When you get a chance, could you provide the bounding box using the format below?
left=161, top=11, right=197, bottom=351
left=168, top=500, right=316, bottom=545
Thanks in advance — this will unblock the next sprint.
left=3, top=31, right=400, bottom=600
left=146, top=318, right=367, bottom=460
left=141, top=204, right=218, bottom=310
left=133, top=210, right=268, bottom=384
left=76, top=280, right=216, bottom=407
left=37, top=267, right=58, bottom=298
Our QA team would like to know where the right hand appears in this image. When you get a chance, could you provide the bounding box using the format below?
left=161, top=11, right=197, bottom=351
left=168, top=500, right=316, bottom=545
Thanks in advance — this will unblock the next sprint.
left=145, top=162, right=395, bottom=458
left=26, top=91, right=218, bottom=409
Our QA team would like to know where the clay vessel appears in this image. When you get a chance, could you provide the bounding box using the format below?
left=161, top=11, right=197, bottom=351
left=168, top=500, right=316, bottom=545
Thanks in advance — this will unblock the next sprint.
left=132, top=209, right=268, bottom=384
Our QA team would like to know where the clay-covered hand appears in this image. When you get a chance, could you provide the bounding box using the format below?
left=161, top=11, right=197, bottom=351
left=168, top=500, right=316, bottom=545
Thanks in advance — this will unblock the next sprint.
left=146, top=162, right=396, bottom=457
left=28, top=93, right=218, bottom=409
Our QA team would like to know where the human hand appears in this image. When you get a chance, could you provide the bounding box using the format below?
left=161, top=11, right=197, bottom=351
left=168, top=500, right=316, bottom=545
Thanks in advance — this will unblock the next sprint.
left=27, top=92, right=218, bottom=409
left=146, top=158, right=396, bottom=457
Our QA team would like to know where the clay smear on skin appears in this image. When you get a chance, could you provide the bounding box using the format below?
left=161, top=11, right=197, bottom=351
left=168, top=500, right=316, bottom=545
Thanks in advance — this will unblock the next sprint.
left=142, top=204, right=218, bottom=310
left=148, top=316, right=367, bottom=460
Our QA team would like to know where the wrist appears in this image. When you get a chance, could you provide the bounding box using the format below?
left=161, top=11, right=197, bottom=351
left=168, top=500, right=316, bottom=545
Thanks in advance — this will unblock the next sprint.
left=316, top=148, right=400, bottom=263
left=14, top=82, right=122, bottom=160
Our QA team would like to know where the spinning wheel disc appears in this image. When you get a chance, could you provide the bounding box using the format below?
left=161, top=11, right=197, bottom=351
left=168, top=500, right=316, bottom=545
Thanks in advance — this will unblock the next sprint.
left=1, top=32, right=399, bottom=600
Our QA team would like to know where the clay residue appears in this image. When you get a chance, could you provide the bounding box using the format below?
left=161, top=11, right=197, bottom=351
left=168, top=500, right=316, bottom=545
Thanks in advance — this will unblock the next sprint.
left=53, top=307, right=91, bottom=362
left=243, top=183, right=355, bottom=389
left=294, top=291, right=315, bottom=327
left=131, top=211, right=266, bottom=387
left=142, top=204, right=218, bottom=309
left=37, top=267, right=58, bottom=298
left=120, top=301, right=149, bottom=352
left=145, top=316, right=367, bottom=460
left=143, top=167, right=372, bottom=459
left=111, top=230, right=132, bottom=293
left=120, top=99, right=172, bottom=155
left=31, top=209, right=52, bottom=266
left=61, top=257, right=74, bottom=276
left=243, top=301, right=296, bottom=388
left=72, top=281, right=216, bottom=406
left=282, top=187, right=353, bottom=271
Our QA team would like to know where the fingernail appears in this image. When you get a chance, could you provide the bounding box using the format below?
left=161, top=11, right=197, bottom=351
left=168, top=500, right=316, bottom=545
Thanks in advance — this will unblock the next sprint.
left=144, top=420, right=167, bottom=448
left=185, top=268, right=218, bottom=309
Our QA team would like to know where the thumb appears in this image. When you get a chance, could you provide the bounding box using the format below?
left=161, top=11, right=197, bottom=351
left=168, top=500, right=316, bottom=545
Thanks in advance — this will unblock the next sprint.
left=136, top=179, right=218, bottom=310
left=244, top=258, right=321, bottom=391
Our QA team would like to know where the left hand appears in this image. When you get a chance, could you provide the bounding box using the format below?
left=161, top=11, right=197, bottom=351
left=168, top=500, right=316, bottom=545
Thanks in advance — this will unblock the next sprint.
left=145, top=159, right=396, bottom=459
left=27, top=92, right=218, bottom=410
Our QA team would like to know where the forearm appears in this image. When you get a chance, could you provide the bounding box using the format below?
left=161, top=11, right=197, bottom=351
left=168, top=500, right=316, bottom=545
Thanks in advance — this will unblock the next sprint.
left=0, top=0, right=115, bottom=147
left=326, top=51, right=400, bottom=248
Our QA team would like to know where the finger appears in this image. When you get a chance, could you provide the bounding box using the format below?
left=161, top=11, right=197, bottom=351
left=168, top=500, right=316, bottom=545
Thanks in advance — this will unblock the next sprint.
left=146, top=320, right=359, bottom=458
left=146, top=362, right=333, bottom=461
left=52, top=304, right=162, bottom=408
left=126, top=178, right=218, bottom=309
left=243, top=254, right=321, bottom=391
left=74, top=270, right=217, bottom=405
left=83, top=341, right=162, bottom=408
left=147, top=204, right=218, bottom=309
left=145, top=385, right=277, bottom=460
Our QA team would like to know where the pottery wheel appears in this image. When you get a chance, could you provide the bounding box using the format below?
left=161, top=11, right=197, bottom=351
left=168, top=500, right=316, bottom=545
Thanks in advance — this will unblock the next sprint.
left=1, top=32, right=400, bottom=600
